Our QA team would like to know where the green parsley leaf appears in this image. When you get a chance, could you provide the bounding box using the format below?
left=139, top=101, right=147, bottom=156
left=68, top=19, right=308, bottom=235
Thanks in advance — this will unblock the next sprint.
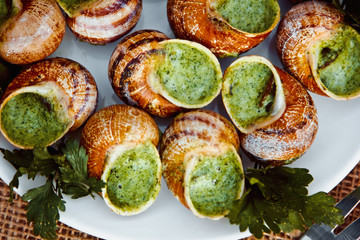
left=22, top=178, right=66, bottom=240
left=227, top=166, right=344, bottom=239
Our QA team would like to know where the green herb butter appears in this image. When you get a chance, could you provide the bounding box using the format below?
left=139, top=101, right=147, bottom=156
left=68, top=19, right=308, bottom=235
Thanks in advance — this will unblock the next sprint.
left=0, top=0, right=19, bottom=26
left=105, top=141, right=160, bottom=211
left=188, top=150, right=243, bottom=216
left=56, top=0, right=99, bottom=17
left=155, top=42, right=221, bottom=106
left=314, top=25, right=360, bottom=97
left=214, top=0, right=279, bottom=33
left=0, top=92, right=70, bottom=147
left=223, top=62, right=275, bottom=129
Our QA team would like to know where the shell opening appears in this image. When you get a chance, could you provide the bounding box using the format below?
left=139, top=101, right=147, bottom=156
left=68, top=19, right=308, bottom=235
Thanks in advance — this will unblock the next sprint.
left=148, top=39, right=222, bottom=108
left=308, top=25, right=360, bottom=99
left=101, top=141, right=161, bottom=216
left=210, top=0, right=280, bottom=33
left=222, top=56, right=285, bottom=133
left=0, top=83, right=73, bottom=148
left=184, top=144, right=244, bottom=219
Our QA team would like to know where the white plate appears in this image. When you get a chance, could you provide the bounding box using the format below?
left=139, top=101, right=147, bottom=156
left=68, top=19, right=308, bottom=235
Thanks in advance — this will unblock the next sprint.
left=1, top=0, right=360, bottom=239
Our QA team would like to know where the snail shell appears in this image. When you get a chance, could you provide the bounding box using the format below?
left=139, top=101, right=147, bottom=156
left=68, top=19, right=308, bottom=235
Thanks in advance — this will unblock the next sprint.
left=0, top=57, right=98, bottom=149
left=276, top=1, right=360, bottom=100
left=0, top=0, right=65, bottom=65
left=240, top=67, right=318, bottom=166
left=81, top=105, right=161, bottom=215
left=109, top=30, right=223, bottom=117
left=66, top=0, right=142, bottom=45
left=160, top=110, right=244, bottom=219
left=167, top=0, right=280, bottom=57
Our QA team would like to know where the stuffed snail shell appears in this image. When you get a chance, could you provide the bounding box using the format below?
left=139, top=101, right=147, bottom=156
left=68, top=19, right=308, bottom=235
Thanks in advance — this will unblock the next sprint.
left=0, top=0, right=65, bottom=65
left=0, top=57, right=98, bottom=149
left=222, top=55, right=286, bottom=134
left=240, top=67, right=318, bottom=166
left=160, top=110, right=244, bottom=219
left=65, top=0, right=142, bottom=45
left=81, top=105, right=161, bottom=216
left=109, top=30, right=223, bottom=117
left=276, top=1, right=360, bottom=100
left=167, top=0, right=281, bottom=57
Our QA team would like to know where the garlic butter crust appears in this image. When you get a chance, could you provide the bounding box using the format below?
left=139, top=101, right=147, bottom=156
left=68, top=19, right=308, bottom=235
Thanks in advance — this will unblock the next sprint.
left=81, top=105, right=160, bottom=179
left=0, top=0, right=65, bottom=64
left=160, top=110, right=241, bottom=211
left=240, top=67, right=318, bottom=166
left=167, top=0, right=280, bottom=57
left=67, top=0, right=142, bottom=45
left=1, top=57, right=98, bottom=132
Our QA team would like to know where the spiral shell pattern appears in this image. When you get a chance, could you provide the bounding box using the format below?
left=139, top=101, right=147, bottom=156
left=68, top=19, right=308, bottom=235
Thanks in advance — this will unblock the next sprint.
left=81, top=104, right=160, bottom=179
left=0, top=0, right=65, bottom=64
left=66, top=0, right=142, bottom=45
left=167, top=0, right=280, bottom=57
left=276, top=1, right=344, bottom=95
left=109, top=30, right=183, bottom=117
left=240, top=67, right=318, bottom=166
left=160, top=110, right=241, bottom=211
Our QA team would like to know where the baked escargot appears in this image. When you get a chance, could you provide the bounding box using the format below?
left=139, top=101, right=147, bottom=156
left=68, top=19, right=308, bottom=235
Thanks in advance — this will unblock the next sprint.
left=0, top=57, right=98, bottom=149
left=276, top=1, right=360, bottom=100
left=222, top=55, right=286, bottom=134
left=240, top=67, right=318, bottom=166
left=0, top=0, right=65, bottom=65
left=81, top=105, right=161, bottom=216
left=160, top=110, right=244, bottom=219
left=109, top=30, right=223, bottom=117
left=167, top=0, right=281, bottom=57
left=63, top=0, right=142, bottom=45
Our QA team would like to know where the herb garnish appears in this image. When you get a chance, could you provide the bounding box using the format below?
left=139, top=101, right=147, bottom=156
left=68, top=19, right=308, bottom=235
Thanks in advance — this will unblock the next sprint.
left=227, top=166, right=344, bottom=239
left=0, top=139, right=105, bottom=240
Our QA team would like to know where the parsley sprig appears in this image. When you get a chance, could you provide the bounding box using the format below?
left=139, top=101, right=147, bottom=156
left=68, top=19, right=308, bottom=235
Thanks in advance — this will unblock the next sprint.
left=0, top=139, right=105, bottom=240
left=227, top=166, right=344, bottom=239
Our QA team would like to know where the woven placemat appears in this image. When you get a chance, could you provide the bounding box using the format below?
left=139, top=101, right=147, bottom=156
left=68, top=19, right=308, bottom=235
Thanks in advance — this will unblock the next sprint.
left=1, top=161, right=359, bottom=240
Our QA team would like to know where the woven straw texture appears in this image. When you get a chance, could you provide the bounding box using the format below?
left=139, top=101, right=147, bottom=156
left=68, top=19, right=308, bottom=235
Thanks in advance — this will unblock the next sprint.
left=1, top=160, right=359, bottom=240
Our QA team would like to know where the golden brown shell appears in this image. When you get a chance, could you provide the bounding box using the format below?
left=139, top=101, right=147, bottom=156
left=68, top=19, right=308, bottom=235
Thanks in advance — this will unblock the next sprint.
left=0, top=57, right=98, bottom=149
left=66, top=0, right=142, bottom=45
left=108, top=30, right=183, bottom=117
left=81, top=104, right=160, bottom=179
left=276, top=1, right=344, bottom=96
left=0, top=0, right=65, bottom=65
left=240, top=67, right=318, bottom=166
left=167, top=0, right=280, bottom=57
left=159, top=109, right=240, bottom=210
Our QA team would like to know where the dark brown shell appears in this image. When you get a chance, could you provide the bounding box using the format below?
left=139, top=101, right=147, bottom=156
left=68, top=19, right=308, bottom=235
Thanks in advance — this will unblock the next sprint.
left=240, top=67, right=318, bottom=166
left=276, top=1, right=344, bottom=96
left=160, top=109, right=240, bottom=209
left=81, top=104, right=160, bottom=179
left=167, top=0, right=280, bottom=57
left=66, top=0, right=142, bottom=45
left=0, top=0, right=65, bottom=65
left=108, top=30, right=183, bottom=117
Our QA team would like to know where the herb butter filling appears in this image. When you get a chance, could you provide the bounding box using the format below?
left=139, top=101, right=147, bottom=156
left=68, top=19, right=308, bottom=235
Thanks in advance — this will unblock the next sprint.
left=0, top=0, right=19, bottom=26
left=105, top=141, right=161, bottom=212
left=223, top=62, right=276, bottom=130
left=56, top=0, right=100, bottom=17
left=155, top=41, right=221, bottom=106
left=188, top=150, right=244, bottom=217
left=214, top=0, right=279, bottom=33
left=314, top=25, right=360, bottom=97
left=0, top=92, right=70, bottom=148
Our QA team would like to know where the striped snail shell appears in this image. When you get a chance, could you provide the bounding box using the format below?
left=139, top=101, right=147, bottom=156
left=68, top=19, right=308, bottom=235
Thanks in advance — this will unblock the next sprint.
left=240, top=67, right=318, bottom=166
left=167, top=0, right=281, bottom=57
left=81, top=105, right=161, bottom=216
left=109, top=29, right=223, bottom=117
left=0, top=57, right=98, bottom=149
left=276, top=1, right=360, bottom=100
left=66, top=0, right=142, bottom=45
left=160, top=110, right=244, bottom=219
left=0, top=0, right=65, bottom=65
